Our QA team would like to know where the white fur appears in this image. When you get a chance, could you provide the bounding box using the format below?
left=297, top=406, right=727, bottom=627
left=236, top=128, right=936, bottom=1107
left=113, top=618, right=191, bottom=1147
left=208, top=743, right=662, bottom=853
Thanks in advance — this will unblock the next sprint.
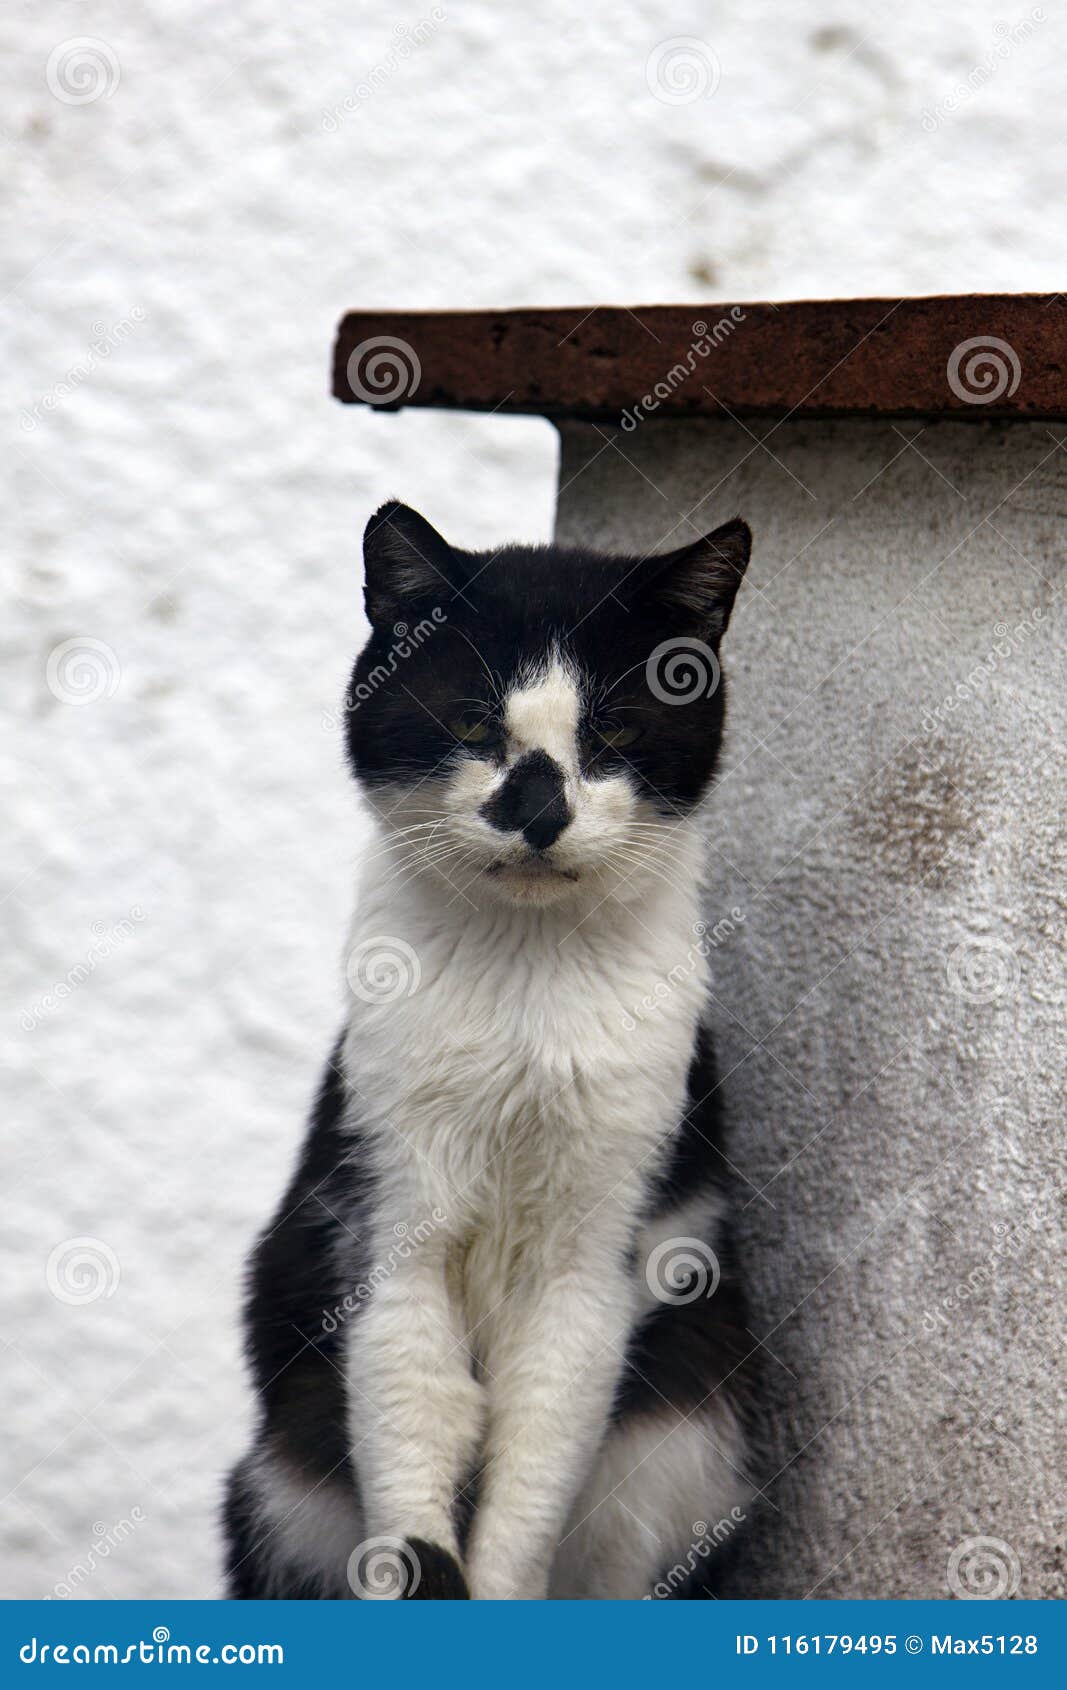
left=398, top=657, right=671, bottom=911
left=551, top=1403, right=750, bottom=1599
left=504, top=657, right=581, bottom=768
left=341, top=662, right=719, bottom=1597
left=237, top=1455, right=362, bottom=1598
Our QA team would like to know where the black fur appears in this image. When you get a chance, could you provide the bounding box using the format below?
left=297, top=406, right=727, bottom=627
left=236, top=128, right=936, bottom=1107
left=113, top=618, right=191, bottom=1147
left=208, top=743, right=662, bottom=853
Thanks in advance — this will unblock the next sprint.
left=242, top=1039, right=366, bottom=1480
left=403, top=1540, right=470, bottom=1599
left=619, top=1027, right=759, bottom=1427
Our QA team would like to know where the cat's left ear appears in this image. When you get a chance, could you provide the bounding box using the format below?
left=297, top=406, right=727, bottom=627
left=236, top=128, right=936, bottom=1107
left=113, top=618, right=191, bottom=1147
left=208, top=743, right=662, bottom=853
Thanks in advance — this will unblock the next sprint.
left=642, top=518, right=751, bottom=642
left=362, top=501, right=458, bottom=628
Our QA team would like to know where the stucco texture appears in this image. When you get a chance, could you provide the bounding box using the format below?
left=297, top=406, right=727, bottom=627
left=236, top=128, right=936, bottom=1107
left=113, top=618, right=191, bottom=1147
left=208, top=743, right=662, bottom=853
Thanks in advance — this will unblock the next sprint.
left=556, top=417, right=1066, bottom=1598
left=4, top=0, right=1065, bottom=1598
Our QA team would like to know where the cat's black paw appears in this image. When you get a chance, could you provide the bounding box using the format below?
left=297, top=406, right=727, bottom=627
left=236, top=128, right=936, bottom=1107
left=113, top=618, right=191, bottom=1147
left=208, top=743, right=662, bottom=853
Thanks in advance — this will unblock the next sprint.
left=402, top=1538, right=470, bottom=1599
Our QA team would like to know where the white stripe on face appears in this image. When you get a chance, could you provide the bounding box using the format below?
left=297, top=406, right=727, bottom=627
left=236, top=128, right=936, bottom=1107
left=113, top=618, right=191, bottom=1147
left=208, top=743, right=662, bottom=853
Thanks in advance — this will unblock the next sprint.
left=503, top=659, right=581, bottom=772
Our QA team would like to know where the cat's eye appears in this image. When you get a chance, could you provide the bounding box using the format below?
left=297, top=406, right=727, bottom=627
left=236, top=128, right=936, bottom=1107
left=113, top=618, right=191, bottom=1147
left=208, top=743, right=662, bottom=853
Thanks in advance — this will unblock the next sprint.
left=595, top=723, right=642, bottom=750
left=450, top=713, right=494, bottom=745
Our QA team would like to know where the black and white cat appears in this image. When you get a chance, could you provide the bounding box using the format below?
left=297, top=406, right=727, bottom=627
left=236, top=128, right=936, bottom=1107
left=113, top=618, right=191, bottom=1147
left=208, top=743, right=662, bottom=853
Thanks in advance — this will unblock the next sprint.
left=225, top=502, right=757, bottom=1600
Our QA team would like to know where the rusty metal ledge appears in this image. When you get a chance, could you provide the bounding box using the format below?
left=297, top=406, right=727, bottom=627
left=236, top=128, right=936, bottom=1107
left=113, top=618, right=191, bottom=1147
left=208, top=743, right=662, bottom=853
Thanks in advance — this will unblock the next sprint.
left=333, top=296, right=1067, bottom=422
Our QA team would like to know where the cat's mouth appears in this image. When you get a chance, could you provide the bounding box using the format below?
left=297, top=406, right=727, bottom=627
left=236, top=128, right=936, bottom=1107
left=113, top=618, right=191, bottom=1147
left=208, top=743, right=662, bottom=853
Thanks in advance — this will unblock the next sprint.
left=485, top=856, right=580, bottom=885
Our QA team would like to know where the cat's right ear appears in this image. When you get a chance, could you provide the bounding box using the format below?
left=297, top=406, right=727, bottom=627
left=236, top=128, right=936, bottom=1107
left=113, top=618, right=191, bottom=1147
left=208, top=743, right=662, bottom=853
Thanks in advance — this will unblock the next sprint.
left=640, top=518, right=751, bottom=643
left=362, top=502, right=456, bottom=628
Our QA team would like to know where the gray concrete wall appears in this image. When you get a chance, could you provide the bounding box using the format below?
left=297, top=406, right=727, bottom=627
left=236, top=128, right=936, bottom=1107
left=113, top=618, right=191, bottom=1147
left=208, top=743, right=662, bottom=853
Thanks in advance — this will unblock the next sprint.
left=555, top=418, right=1065, bottom=1599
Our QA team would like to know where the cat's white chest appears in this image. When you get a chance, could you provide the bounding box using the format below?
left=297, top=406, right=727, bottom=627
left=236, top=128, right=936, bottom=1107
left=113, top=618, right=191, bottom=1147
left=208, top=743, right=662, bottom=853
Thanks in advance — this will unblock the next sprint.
left=343, top=877, right=706, bottom=1236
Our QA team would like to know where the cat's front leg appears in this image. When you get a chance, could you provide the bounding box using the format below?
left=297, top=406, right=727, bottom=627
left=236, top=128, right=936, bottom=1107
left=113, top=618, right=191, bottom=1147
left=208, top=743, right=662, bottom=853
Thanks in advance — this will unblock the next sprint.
left=465, top=1254, right=635, bottom=1600
left=345, top=1236, right=486, bottom=1597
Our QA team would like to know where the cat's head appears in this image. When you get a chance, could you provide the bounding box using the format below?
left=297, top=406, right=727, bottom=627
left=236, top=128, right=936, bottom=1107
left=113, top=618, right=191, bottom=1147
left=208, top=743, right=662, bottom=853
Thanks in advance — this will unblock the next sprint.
left=345, top=502, right=750, bottom=909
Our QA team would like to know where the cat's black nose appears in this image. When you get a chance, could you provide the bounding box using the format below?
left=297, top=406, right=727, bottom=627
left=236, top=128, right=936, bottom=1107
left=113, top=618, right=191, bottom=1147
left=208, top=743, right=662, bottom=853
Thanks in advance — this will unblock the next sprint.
left=481, top=750, right=572, bottom=851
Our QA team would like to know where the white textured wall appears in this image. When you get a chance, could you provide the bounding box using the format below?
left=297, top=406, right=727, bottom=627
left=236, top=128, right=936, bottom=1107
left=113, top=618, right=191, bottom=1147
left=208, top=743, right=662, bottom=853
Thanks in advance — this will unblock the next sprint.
left=4, top=0, right=1065, bottom=1598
